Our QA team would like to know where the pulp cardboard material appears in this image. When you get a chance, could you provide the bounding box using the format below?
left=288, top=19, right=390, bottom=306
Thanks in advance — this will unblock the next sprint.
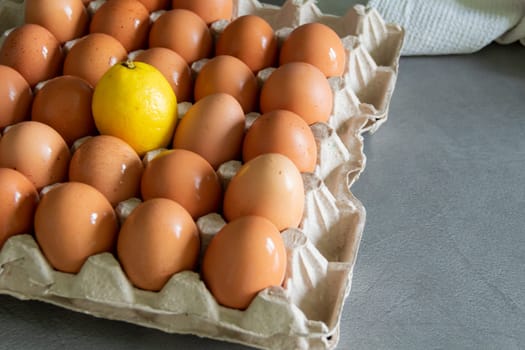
left=0, top=1, right=404, bottom=348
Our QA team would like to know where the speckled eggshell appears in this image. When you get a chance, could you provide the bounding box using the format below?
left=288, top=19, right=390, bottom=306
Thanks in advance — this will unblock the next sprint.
left=134, top=47, right=193, bottom=102
left=0, top=168, right=39, bottom=248
left=63, top=33, right=128, bottom=88
left=69, top=135, right=144, bottom=207
left=201, top=215, right=287, bottom=310
left=171, top=0, right=232, bottom=24
left=215, top=15, right=278, bottom=72
left=260, top=62, right=334, bottom=125
left=243, top=109, right=317, bottom=173
left=25, top=0, right=89, bottom=44
left=141, top=149, right=222, bottom=219
left=149, top=9, right=212, bottom=64
left=31, top=75, right=96, bottom=146
left=90, top=0, right=150, bottom=52
left=0, top=121, right=71, bottom=190
left=280, top=22, right=346, bottom=77
left=0, top=65, right=33, bottom=129
left=117, top=198, right=200, bottom=291
left=223, top=153, right=305, bottom=231
left=34, top=182, right=119, bottom=273
left=0, top=24, right=63, bottom=87
left=137, top=0, right=169, bottom=12
left=194, top=55, right=259, bottom=113
left=172, top=93, right=245, bottom=169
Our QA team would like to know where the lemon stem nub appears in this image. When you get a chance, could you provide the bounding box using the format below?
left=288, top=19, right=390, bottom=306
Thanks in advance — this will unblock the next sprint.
left=122, top=60, right=136, bottom=69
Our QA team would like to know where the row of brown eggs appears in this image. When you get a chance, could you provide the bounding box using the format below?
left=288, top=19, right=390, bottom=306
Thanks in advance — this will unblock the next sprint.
left=24, top=0, right=233, bottom=46
left=0, top=93, right=315, bottom=199
left=1, top=17, right=342, bottom=181
left=0, top=128, right=298, bottom=309
left=1, top=0, right=346, bottom=124
left=0, top=0, right=347, bottom=310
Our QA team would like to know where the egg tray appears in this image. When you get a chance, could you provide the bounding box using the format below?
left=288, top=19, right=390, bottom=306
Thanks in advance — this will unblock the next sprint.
left=0, top=0, right=404, bottom=349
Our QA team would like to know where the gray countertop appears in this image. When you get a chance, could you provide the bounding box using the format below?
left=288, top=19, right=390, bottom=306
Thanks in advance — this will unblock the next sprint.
left=3, top=42, right=524, bottom=350
left=2, top=3, right=525, bottom=350
left=346, top=42, right=525, bottom=349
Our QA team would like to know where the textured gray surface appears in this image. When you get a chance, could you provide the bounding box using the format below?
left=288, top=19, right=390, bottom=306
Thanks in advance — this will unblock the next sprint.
left=348, top=43, right=525, bottom=349
left=2, top=3, right=525, bottom=350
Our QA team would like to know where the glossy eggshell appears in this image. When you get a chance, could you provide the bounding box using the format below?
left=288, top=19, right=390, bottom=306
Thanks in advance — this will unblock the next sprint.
left=280, top=22, right=346, bottom=77
left=34, top=182, right=119, bottom=273
left=149, top=9, right=212, bottom=64
left=201, top=215, right=287, bottom=310
left=63, top=33, right=128, bottom=87
left=260, top=62, right=333, bottom=125
left=136, top=0, right=169, bottom=12
left=134, top=47, right=193, bottom=102
left=31, top=75, right=96, bottom=146
left=223, top=153, right=305, bottom=231
left=0, top=121, right=71, bottom=190
left=172, top=93, right=245, bottom=169
left=0, top=168, right=39, bottom=247
left=25, top=0, right=89, bottom=44
left=0, top=24, right=63, bottom=87
left=215, top=15, right=278, bottom=72
left=243, top=109, right=317, bottom=173
left=117, top=198, right=200, bottom=291
left=194, top=55, right=258, bottom=113
left=69, top=135, right=144, bottom=207
left=0, top=65, right=33, bottom=129
left=90, top=0, right=150, bottom=52
left=171, top=0, right=232, bottom=24
left=141, top=149, right=222, bottom=219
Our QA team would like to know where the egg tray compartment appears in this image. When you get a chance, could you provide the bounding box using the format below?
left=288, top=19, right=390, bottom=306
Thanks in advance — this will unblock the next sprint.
left=0, top=0, right=404, bottom=349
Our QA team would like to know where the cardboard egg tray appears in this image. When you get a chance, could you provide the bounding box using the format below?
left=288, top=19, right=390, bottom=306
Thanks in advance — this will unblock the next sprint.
left=0, top=0, right=404, bottom=348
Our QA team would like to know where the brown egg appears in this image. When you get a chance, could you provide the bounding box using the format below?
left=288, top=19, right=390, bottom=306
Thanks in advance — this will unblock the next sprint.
left=260, top=62, right=333, bottom=125
left=25, top=0, right=89, bottom=44
left=63, top=33, right=128, bottom=87
left=149, top=9, right=212, bottom=64
left=69, top=135, right=144, bottom=207
left=0, top=24, right=63, bottom=87
left=0, top=121, right=70, bottom=190
left=171, top=0, right=232, bottom=24
left=223, top=153, right=304, bottom=231
left=141, top=149, right=222, bottom=219
left=0, top=65, right=33, bottom=130
left=31, top=75, right=96, bottom=146
left=134, top=47, right=193, bottom=102
left=34, top=182, right=118, bottom=273
left=172, top=93, right=245, bottom=169
left=194, top=55, right=258, bottom=113
left=201, top=215, right=287, bottom=310
left=243, top=110, right=317, bottom=173
left=0, top=168, right=39, bottom=248
left=136, top=0, right=169, bottom=12
left=280, top=22, right=346, bottom=78
left=117, top=198, right=200, bottom=291
left=90, top=0, right=150, bottom=52
left=216, top=15, right=278, bottom=72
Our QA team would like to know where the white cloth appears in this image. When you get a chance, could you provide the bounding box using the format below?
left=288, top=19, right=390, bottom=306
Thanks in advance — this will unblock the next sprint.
left=319, top=0, right=525, bottom=55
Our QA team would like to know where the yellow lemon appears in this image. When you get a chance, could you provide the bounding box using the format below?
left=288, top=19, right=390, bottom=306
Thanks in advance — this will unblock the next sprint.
left=92, top=60, right=177, bottom=156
